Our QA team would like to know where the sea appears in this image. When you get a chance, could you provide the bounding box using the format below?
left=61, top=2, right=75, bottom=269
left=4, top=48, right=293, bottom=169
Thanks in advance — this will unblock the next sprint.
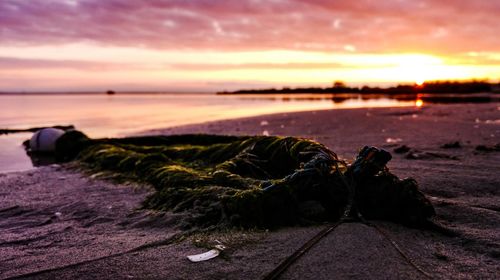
left=0, top=92, right=417, bottom=173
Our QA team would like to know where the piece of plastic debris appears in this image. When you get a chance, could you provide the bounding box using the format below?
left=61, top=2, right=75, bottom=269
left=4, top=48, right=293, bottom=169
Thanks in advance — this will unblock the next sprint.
left=386, top=137, right=402, bottom=143
left=187, top=244, right=226, bottom=262
left=485, top=119, right=500, bottom=124
left=262, top=130, right=270, bottom=136
left=90, top=172, right=106, bottom=179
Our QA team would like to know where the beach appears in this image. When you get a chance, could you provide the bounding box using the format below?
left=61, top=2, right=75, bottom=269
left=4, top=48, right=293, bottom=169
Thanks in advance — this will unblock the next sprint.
left=1, top=103, right=499, bottom=279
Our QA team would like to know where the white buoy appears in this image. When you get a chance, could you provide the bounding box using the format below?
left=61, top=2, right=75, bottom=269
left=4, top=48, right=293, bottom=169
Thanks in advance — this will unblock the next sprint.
left=29, top=128, right=65, bottom=152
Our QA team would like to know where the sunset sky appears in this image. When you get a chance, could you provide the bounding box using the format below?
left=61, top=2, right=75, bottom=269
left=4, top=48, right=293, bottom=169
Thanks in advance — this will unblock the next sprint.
left=1, top=0, right=500, bottom=92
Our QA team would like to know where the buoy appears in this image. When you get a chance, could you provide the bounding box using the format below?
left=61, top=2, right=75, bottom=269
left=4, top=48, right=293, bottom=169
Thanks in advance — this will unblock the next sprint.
left=29, top=128, right=65, bottom=152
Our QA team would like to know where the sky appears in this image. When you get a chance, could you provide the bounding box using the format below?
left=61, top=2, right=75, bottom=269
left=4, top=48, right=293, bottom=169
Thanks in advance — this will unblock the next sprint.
left=1, top=0, right=500, bottom=92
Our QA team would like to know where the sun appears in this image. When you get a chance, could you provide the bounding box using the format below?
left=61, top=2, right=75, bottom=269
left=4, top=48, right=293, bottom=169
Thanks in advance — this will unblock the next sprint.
left=415, top=79, right=425, bottom=86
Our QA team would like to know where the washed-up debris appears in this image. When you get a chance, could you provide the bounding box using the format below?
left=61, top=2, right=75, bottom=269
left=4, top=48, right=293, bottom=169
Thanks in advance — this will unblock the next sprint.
left=0, top=125, right=74, bottom=135
left=24, top=130, right=436, bottom=229
left=392, top=145, right=459, bottom=160
left=475, top=144, right=500, bottom=152
left=441, top=141, right=461, bottom=149
left=386, top=137, right=403, bottom=144
left=393, top=145, right=411, bottom=154
left=405, top=151, right=458, bottom=160
left=29, top=128, right=66, bottom=152
left=484, top=119, right=500, bottom=124
left=187, top=244, right=226, bottom=262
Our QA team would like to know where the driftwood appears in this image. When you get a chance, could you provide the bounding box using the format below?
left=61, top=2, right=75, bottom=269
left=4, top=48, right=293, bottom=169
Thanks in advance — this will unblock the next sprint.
left=0, top=125, right=74, bottom=135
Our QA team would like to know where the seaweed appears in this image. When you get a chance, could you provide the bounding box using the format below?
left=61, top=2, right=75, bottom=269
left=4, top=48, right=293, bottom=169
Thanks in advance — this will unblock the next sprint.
left=35, top=132, right=436, bottom=229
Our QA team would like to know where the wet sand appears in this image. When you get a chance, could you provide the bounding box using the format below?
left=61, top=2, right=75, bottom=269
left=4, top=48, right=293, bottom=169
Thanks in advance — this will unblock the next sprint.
left=1, top=103, right=499, bottom=279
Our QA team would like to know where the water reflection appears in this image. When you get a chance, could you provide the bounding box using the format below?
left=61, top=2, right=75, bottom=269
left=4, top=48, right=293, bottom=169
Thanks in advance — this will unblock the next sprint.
left=415, top=94, right=424, bottom=107
left=1, top=92, right=498, bottom=173
left=234, top=92, right=499, bottom=105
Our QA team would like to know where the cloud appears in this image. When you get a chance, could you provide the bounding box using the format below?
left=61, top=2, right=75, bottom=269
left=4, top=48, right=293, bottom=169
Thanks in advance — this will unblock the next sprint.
left=169, top=62, right=347, bottom=70
left=448, top=53, right=500, bottom=66
left=0, top=56, right=147, bottom=71
left=0, top=57, right=359, bottom=72
left=0, top=0, right=499, bottom=54
left=168, top=61, right=399, bottom=71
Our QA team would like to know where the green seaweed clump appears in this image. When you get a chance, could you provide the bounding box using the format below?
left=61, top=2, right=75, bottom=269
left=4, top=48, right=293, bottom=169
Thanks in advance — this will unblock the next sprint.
left=77, top=135, right=349, bottom=228
left=52, top=133, right=435, bottom=229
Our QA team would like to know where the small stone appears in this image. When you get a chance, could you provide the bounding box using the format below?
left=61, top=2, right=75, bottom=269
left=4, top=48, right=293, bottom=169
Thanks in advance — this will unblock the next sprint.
left=441, top=141, right=461, bottom=149
left=394, top=145, right=411, bottom=154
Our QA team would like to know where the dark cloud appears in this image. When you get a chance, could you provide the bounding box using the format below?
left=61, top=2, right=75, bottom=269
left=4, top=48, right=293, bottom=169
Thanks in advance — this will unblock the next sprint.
left=0, top=0, right=499, bottom=54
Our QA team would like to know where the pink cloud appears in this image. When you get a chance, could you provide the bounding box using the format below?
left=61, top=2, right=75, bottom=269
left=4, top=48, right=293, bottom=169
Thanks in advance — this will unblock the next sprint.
left=169, top=62, right=347, bottom=71
left=0, top=0, right=499, bottom=54
left=0, top=56, right=141, bottom=70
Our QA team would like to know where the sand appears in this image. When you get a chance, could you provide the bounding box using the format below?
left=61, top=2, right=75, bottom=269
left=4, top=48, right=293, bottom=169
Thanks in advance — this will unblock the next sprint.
left=1, top=103, right=499, bottom=279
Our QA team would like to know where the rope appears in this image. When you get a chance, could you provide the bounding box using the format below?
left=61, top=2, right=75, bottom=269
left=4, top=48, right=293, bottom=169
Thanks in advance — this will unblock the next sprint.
left=262, top=221, right=343, bottom=280
left=366, top=222, right=433, bottom=279
left=263, top=161, right=433, bottom=279
left=262, top=219, right=433, bottom=280
left=263, top=161, right=351, bottom=280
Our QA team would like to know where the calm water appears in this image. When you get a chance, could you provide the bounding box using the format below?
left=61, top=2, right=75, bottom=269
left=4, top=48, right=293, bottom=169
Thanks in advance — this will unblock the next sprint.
left=0, top=93, right=414, bottom=173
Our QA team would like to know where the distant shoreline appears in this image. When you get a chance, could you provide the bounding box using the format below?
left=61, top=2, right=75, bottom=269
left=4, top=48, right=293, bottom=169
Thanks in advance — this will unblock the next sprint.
left=0, top=91, right=214, bottom=95
left=218, top=81, right=500, bottom=95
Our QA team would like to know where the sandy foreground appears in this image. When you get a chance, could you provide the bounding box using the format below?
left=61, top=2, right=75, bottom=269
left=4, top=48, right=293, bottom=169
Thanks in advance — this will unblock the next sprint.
left=1, top=103, right=499, bottom=279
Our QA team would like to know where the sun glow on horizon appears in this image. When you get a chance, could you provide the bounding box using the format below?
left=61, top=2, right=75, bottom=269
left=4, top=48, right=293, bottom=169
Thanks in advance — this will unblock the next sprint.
left=0, top=44, right=498, bottom=91
left=1, top=1, right=499, bottom=91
